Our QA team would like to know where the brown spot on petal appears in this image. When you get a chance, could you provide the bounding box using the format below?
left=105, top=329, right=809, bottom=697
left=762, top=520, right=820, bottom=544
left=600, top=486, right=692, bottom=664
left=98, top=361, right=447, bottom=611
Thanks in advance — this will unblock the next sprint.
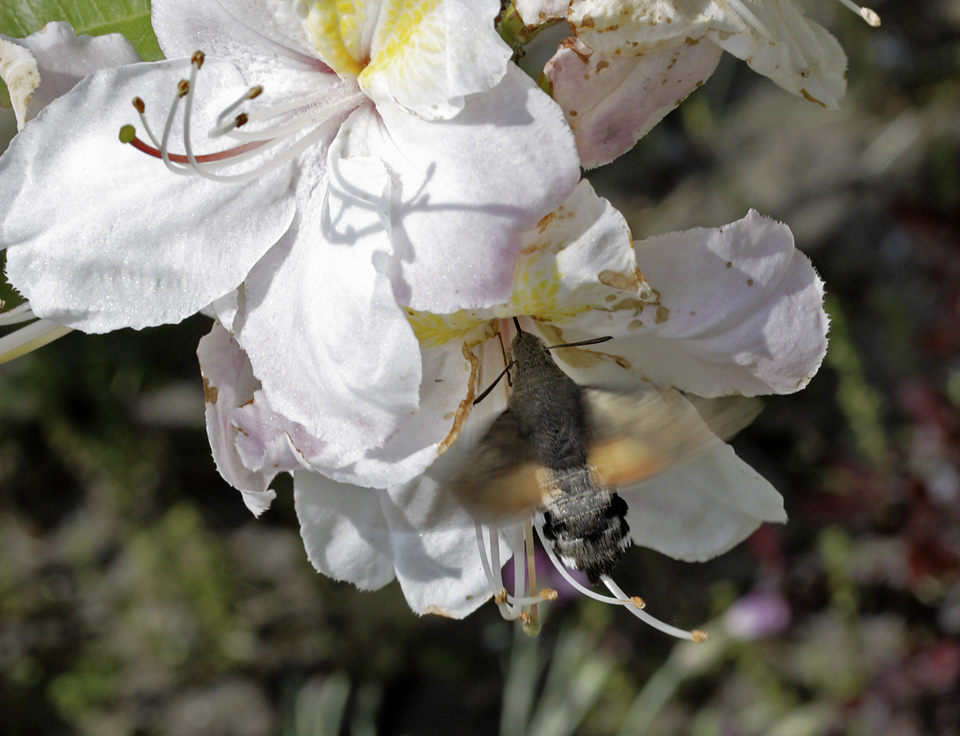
left=580, top=14, right=595, bottom=28
left=438, top=343, right=480, bottom=455
left=726, top=261, right=732, bottom=268
left=800, top=88, right=827, bottom=108
left=611, top=297, right=647, bottom=316
left=536, top=209, right=558, bottom=232
left=628, top=319, right=644, bottom=332
left=203, top=377, right=218, bottom=405
left=595, top=60, right=609, bottom=72
left=424, top=606, right=453, bottom=618
left=747, top=278, right=754, bottom=286
left=598, top=269, right=641, bottom=293
left=655, top=306, right=670, bottom=324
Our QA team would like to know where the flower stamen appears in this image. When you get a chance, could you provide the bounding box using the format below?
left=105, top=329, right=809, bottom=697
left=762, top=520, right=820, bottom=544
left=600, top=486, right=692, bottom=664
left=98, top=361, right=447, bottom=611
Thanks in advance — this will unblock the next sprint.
left=530, top=516, right=707, bottom=642
left=833, top=0, right=881, bottom=26
left=601, top=576, right=708, bottom=643
left=119, top=49, right=362, bottom=184
left=0, top=304, right=72, bottom=364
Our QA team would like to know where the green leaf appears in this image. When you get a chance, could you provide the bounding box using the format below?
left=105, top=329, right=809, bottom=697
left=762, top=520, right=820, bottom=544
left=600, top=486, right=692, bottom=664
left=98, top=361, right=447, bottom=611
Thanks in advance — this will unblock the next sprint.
left=0, top=0, right=162, bottom=110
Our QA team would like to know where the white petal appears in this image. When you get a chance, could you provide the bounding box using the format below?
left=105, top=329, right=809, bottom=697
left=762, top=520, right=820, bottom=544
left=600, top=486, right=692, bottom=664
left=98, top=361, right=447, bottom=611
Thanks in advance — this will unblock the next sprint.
left=706, top=0, right=847, bottom=109
left=294, top=471, right=397, bottom=591
left=508, top=179, right=644, bottom=318
left=0, top=36, right=38, bottom=130
left=515, top=0, right=569, bottom=25
left=151, top=0, right=325, bottom=95
left=623, top=442, right=786, bottom=562
left=358, top=0, right=510, bottom=120
left=0, top=60, right=296, bottom=332
left=319, top=337, right=477, bottom=489
left=294, top=454, right=494, bottom=617
left=384, top=473, right=494, bottom=618
left=569, top=0, right=847, bottom=109
left=199, top=327, right=337, bottom=489
left=232, top=391, right=327, bottom=477
left=360, top=66, right=580, bottom=311
left=235, top=135, right=422, bottom=456
left=0, top=22, right=141, bottom=129
left=563, top=211, right=828, bottom=397
left=197, top=322, right=277, bottom=515
left=545, top=37, right=721, bottom=168
left=569, top=0, right=714, bottom=54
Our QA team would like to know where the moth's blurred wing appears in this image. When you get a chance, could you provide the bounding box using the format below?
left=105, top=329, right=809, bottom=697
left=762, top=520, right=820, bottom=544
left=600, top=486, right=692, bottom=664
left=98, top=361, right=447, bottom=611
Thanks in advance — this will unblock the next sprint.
left=446, top=409, right=546, bottom=520
left=584, top=388, right=762, bottom=488
left=682, top=394, right=763, bottom=440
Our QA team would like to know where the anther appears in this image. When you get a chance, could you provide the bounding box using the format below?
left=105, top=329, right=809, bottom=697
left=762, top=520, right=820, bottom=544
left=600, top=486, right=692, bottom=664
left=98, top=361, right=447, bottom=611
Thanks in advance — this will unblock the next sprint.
left=132, top=97, right=145, bottom=114
left=692, top=630, right=709, bottom=643
left=630, top=596, right=646, bottom=609
left=247, top=85, right=263, bottom=100
left=191, top=50, right=205, bottom=68
left=539, top=588, right=558, bottom=601
left=495, top=589, right=509, bottom=605
left=234, top=113, right=249, bottom=128
left=177, top=80, right=190, bottom=98
left=834, top=0, right=881, bottom=26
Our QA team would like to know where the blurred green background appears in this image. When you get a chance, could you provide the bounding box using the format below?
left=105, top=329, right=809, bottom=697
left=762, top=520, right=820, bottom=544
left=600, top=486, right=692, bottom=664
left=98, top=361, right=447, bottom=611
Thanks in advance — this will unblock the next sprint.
left=2, top=1, right=960, bottom=734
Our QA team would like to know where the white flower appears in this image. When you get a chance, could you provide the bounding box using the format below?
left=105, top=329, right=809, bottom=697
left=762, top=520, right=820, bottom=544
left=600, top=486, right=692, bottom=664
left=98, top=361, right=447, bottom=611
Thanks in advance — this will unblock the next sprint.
left=202, top=180, right=828, bottom=629
left=0, top=22, right=142, bottom=362
left=0, top=0, right=580, bottom=467
left=545, top=0, right=880, bottom=167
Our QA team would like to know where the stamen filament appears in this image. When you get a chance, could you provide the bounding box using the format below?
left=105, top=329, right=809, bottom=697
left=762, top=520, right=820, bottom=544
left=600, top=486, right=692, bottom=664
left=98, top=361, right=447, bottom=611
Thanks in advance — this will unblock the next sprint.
left=213, top=85, right=263, bottom=131
left=475, top=522, right=554, bottom=619
left=720, top=0, right=775, bottom=41
left=179, top=57, right=334, bottom=183
left=524, top=517, right=539, bottom=622
left=0, top=319, right=72, bottom=365
left=0, top=302, right=36, bottom=326
left=159, top=82, right=190, bottom=176
left=477, top=523, right=522, bottom=620
left=122, top=50, right=365, bottom=184
left=601, top=577, right=706, bottom=642
left=532, top=516, right=643, bottom=606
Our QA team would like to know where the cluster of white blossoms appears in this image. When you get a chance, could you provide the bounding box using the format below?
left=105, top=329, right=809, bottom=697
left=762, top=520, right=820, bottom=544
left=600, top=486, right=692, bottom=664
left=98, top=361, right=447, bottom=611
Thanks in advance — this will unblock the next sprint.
left=0, top=0, right=876, bottom=636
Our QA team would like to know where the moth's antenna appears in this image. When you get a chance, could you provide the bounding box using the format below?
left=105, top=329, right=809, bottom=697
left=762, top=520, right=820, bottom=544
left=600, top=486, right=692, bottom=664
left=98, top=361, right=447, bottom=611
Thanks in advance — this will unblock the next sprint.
left=475, top=318, right=527, bottom=405
left=546, top=335, right=613, bottom=350
left=473, top=364, right=513, bottom=405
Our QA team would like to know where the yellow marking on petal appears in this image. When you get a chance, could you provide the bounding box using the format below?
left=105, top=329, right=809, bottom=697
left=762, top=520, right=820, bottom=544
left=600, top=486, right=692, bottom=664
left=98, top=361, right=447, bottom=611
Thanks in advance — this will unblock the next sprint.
left=303, top=0, right=371, bottom=79
left=359, top=0, right=443, bottom=94
left=404, top=308, right=497, bottom=349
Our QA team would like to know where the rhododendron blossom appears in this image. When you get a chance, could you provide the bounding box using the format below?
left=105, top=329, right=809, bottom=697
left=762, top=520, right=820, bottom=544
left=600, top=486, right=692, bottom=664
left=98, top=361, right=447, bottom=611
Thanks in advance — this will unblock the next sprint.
left=0, top=0, right=579, bottom=468
left=201, top=181, right=829, bottom=629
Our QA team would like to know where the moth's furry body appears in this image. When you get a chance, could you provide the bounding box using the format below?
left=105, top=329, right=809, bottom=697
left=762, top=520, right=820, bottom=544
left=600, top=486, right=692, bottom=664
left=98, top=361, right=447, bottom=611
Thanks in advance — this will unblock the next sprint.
left=475, top=332, right=630, bottom=583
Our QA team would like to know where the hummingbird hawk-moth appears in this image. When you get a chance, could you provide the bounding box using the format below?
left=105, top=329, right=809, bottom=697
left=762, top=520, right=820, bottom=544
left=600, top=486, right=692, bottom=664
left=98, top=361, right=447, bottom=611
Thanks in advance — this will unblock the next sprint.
left=449, top=321, right=759, bottom=583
